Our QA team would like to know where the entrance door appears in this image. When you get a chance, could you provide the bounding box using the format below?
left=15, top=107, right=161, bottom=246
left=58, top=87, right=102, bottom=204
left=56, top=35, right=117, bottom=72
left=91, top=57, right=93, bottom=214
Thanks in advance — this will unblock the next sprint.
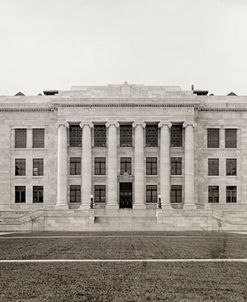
left=120, top=183, right=132, bottom=208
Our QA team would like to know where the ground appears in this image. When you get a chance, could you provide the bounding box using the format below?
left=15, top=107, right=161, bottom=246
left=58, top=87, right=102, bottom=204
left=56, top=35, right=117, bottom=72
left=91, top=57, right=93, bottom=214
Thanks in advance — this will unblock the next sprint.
left=0, top=231, right=247, bottom=302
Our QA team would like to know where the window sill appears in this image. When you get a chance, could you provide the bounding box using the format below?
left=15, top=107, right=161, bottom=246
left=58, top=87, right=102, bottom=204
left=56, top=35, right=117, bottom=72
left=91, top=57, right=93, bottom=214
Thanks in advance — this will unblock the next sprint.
left=171, top=175, right=183, bottom=177
left=32, top=176, right=44, bottom=178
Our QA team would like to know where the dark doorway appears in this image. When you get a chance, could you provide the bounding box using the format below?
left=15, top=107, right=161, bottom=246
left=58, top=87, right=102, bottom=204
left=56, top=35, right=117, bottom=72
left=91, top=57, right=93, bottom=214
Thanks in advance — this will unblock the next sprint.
left=120, top=183, right=132, bottom=208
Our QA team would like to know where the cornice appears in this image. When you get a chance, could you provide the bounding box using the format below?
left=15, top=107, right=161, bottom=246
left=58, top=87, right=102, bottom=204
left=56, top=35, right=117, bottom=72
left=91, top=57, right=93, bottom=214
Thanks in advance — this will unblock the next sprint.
left=0, top=107, right=57, bottom=112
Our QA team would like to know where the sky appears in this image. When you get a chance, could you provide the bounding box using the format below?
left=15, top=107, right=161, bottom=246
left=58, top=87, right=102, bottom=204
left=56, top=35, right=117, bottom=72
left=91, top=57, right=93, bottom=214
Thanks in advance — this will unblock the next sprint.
left=0, top=0, right=247, bottom=96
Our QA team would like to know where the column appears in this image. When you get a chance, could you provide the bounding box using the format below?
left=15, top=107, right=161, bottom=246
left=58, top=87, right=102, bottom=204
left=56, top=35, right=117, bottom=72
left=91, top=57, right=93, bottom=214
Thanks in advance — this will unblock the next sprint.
left=106, top=122, right=119, bottom=209
left=158, top=122, right=172, bottom=208
left=80, top=123, right=93, bottom=210
left=133, top=122, right=146, bottom=209
left=56, top=123, right=69, bottom=209
left=183, top=121, right=197, bottom=208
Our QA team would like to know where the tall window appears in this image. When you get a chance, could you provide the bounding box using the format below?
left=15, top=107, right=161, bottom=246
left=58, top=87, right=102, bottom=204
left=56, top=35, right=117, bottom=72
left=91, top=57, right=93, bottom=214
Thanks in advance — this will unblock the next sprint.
left=207, top=128, right=219, bottom=148
left=208, top=186, right=219, bottom=203
left=15, top=159, right=26, bottom=176
left=70, top=185, right=81, bottom=203
left=15, top=129, right=26, bottom=148
left=208, top=158, right=219, bottom=176
left=15, top=186, right=26, bottom=203
left=171, top=157, right=182, bottom=175
left=226, top=159, right=237, bottom=176
left=120, top=125, right=132, bottom=147
left=69, top=124, right=82, bottom=147
left=33, top=186, right=43, bottom=203
left=33, top=159, right=44, bottom=176
left=146, top=157, right=157, bottom=175
left=225, top=129, right=237, bottom=148
left=32, top=128, right=45, bottom=148
left=120, top=157, right=131, bottom=175
left=146, top=185, right=157, bottom=203
left=70, top=157, right=81, bottom=175
left=226, top=186, right=237, bottom=203
left=94, top=125, right=106, bottom=147
left=94, top=185, right=106, bottom=202
left=95, top=158, right=106, bottom=175
left=170, top=185, right=182, bottom=203
left=145, top=125, right=158, bottom=147
left=171, top=125, right=183, bottom=147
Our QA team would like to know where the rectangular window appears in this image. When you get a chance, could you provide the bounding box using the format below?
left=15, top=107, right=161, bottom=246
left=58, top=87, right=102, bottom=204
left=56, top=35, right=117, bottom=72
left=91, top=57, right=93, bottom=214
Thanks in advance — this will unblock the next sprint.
left=94, top=125, right=106, bottom=147
left=208, top=186, right=219, bottom=203
left=226, top=159, right=237, bottom=176
left=146, top=157, right=157, bottom=175
left=120, top=125, right=132, bottom=147
left=15, top=186, right=26, bottom=203
left=70, top=185, right=81, bottom=203
left=208, top=158, right=219, bottom=176
left=32, top=128, right=45, bottom=148
left=226, top=186, right=237, bottom=203
left=146, top=185, right=157, bottom=203
left=15, top=129, right=27, bottom=148
left=94, top=185, right=106, bottom=202
left=69, top=124, right=82, bottom=147
left=207, top=128, right=219, bottom=148
left=145, top=125, right=158, bottom=147
left=171, top=157, right=182, bottom=175
left=70, top=157, right=81, bottom=175
left=171, top=125, right=183, bottom=147
left=120, top=157, right=132, bottom=175
left=33, top=186, right=43, bottom=203
left=33, top=159, right=44, bottom=176
left=15, top=159, right=26, bottom=176
left=94, top=157, right=106, bottom=175
left=170, top=185, right=182, bottom=203
left=225, top=129, right=237, bottom=148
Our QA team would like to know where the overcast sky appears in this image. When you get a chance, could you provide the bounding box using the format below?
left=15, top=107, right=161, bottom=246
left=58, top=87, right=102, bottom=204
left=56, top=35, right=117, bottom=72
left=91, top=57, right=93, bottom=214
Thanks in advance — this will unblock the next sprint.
left=0, top=0, right=247, bottom=95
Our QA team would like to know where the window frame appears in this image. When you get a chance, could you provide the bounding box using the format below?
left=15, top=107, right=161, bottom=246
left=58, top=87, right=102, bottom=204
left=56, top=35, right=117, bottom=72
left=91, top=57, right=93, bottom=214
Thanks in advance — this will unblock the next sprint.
left=146, top=157, right=157, bottom=175
left=226, top=186, right=237, bottom=203
left=69, top=124, right=82, bottom=147
left=146, top=185, right=157, bottom=203
left=94, top=185, right=106, bottom=203
left=226, top=158, right=237, bottom=176
left=207, top=128, right=220, bottom=148
left=33, top=158, right=44, bottom=176
left=120, top=157, right=132, bottom=175
left=208, top=186, right=219, bottom=203
left=225, top=129, right=237, bottom=148
left=15, top=186, right=26, bottom=203
left=15, top=128, right=27, bottom=148
left=208, top=158, right=219, bottom=176
left=33, top=186, right=44, bottom=203
left=94, top=157, right=106, bottom=175
left=15, top=158, right=26, bottom=176
left=171, top=157, right=182, bottom=175
left=70, top=157, right=81, bottom=176
left=170, top=125, right=183, bottom=147
left=32, top=128, right=45, bottom=148
left=120, top=125, right=133, bottom=147
left=94, top=125, right=106, bottom=147
left=170, top=185, right=182, bottom=203
left=70, top=185, right=81, bottom=203
left=145, top=125, right=158, bottom=147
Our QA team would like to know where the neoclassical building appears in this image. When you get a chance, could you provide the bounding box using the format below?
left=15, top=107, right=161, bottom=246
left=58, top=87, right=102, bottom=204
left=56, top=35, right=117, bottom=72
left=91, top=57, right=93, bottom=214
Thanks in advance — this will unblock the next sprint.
left=0, top=83, right=246, bottom=231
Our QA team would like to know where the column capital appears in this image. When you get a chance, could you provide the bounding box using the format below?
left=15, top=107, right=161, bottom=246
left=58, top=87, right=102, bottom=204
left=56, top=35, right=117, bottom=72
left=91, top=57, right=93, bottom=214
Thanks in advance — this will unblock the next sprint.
left=79, top=122, right=94, bottom=129
left=183, top=121, right=197, bottom=128
left=106, top=121, right=119, bottom=128
left=132, top=122, right=146, bottom=128
left=56, top=122, right=69, bottom=129
left=158, top=121, right=172, bottom=128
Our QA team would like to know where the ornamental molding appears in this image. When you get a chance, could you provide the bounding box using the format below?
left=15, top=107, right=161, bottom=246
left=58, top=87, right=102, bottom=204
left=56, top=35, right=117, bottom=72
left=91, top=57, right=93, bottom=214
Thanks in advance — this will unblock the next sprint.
left=158, top=121, right=172, bottom=128
left=105, top=121, right=120, bottom=128
left=79, top=122, right=94, bottom=129
left=132, top=122, right=146, bottom=128
left=183, top=121, right=197, bottom=128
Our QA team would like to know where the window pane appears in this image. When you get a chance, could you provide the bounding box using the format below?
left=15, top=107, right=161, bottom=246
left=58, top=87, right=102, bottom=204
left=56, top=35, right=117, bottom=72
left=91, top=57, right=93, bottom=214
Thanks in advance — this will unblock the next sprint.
left=94, top=125, right=106, bottom=147
left=120, top=157, right=131, bottom=175
left=70, top=185, right=81, bottom=203
left=208, top=186, right=219, bottom=203
left=226, top=186, right=237, bottom=203
left=208, top=159, right=219, bottom=176
left=33, top=128, right=45, bottom=148
left=146, top=157, right=157, bottom=175
left=15, top=186, right=26, bottom=203
left=33, top=186, right=43, bottom=203
left=70, top=157, right=81, bottom=175
left=120, top=125, right=132, bottom=147
left=207, top=129, right=219, bottom=148
left=15, top=129, right=26, bottom=148
left=145, top=125, right=158, bottom=147
left=95, top=158, right=106, bottom=175
left=170, top=185, right=182, bottom=203
left=69, top=124, right=82, bottom=147
left=171, top=157, right=182, bottom=175
left=94, top=185, right=106, bottom=202
left=226, top=159, right=237, bottom=176
left=33, top=159, right=44, bottom=176
left=15, top=159, right=26, bottom=176
left=225, top=129, right=237, bottom=148
left=171, top=125, right=183, bottom=147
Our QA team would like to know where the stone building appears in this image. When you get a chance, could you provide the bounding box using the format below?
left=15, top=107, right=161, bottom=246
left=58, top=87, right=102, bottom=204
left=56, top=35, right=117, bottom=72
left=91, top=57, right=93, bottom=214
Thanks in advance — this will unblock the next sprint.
left=0, top=83, right=246, bottom=231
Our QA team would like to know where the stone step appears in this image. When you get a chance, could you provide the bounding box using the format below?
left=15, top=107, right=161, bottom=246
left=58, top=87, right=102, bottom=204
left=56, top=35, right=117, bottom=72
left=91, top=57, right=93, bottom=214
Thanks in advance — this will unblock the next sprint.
left=95, top=216, right=157, bottom=224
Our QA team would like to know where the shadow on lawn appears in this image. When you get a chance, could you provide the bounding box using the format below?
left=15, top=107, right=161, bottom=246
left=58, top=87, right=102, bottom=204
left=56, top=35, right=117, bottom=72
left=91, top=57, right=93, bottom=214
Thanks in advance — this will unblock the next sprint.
left=210, top=234, right=227, bottom=258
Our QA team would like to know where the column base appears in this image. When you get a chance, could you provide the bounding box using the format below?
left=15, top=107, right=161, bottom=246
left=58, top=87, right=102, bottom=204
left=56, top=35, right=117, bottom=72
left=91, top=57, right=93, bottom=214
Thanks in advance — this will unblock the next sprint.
left=183, top=204, right=197, bottom=210
left=105, top=204, right=119, bottom=210
left=55, top=204, right=68, bottom=210
left=133, top=204, right=146, bottom=210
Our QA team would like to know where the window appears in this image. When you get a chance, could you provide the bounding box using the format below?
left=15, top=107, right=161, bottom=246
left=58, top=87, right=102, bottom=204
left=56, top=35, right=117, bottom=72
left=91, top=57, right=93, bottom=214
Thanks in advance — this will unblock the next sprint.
left=32, top=128, right=45, bottom=148
left=95, top=158, right=106, bottom=175
left=170, top=185, right=182, bottom=203
left=70, top=157, right=81, bottom=175
left=145, top=125, right=158, bottom=147
left=94, top=185, right=106, bottom=202
left=146, top=185, right=157, bottom=203
left=70, top=185, right=81, bottom=203
left=146, top=157, right=157, bottom=175
left=207, top=128, right=219, bottom=148
left=94, top=125, right=106, bottom=147
left=33, top=159, right=44, bottom=176
left=15, top=129, right=26, bottom=148
left=15, top=186, right=26, bottom=203
left=226, top=186, right=237, bottom=203
left=15, top=159, right=26, bottom=176
left=208, top=186, right=219, bottom=203
left=120, top=125, right=132, bottom=147
left=69, top=124, right=82, bottom=147
left=226, top=159, right=237, bottom=176
left=171, top=125, right=183, bottom=147
left=225, top=129, right=237, bottom=148
left=33, top=186, right=43, bottom=203
left=208, top=159, right=219, bottom=176
left=171, top=157, right=182, bottom=175
left=120, top=157, right=131, bottom=175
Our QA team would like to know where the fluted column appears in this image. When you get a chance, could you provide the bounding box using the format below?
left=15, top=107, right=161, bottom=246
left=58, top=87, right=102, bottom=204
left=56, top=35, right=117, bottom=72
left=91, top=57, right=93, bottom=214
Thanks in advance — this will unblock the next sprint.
left=133, top=122, right=146, bottom=209
left=183, top=121, right=197, bottom=208
left=80, top=123, right=93, bottom=210
left=56, top=122, right=69, bottom=209
left=158, top=121, right=172, bottom=208
left=106, top=122, right=119, bottom=209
